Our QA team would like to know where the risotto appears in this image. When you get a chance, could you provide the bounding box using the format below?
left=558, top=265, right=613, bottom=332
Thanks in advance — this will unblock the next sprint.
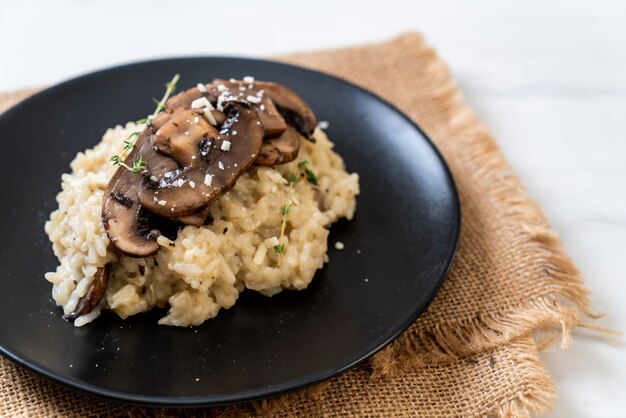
left=45, top=122, right=359, bottom=326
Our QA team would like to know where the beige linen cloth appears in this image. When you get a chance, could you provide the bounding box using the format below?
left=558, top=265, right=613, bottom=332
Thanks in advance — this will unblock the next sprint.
left=0, top=33, right=600, bottom=417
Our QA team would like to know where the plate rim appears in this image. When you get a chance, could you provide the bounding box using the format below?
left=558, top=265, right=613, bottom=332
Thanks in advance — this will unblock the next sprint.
left=0, top=56, right=461, bottom=407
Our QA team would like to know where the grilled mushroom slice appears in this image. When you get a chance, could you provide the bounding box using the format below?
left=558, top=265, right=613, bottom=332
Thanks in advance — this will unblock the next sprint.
left=166, top=79, right=316, bottom=165
left=168, top=81, right=287, bottom=139
left=176, top=206, right=212, bottom=226
left=252, top=81, right=317, bottom=139
left=102, top=123, right=179, bottom=256
left=138, top=103, right=264, bottom=217
left=166, top=88, right=226, bottom=127
left=256, top=126, right=301, bottom=166
left=65, top=265, right=110, bottom=320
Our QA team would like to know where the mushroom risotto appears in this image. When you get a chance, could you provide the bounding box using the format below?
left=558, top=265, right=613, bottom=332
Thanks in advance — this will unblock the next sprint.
left=44, top=76, right=359, bottom=327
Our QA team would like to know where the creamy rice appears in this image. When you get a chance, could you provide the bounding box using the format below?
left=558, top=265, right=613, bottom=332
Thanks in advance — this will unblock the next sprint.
left=45, top=122, right=359, bottom=326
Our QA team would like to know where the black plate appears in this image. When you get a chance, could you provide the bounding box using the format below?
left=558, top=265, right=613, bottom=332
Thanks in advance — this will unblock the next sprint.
left=0, top=58, right=459, bottom=407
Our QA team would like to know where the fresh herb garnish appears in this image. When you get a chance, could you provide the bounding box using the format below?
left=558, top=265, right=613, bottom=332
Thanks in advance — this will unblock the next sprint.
left=281, top=203, right=293, bottom=216
left=110, top=74, right=179, bottom=169
left=297, top=160, right=318, bottom=185
left=123, top=131, right=141, bottom=152
left=150, top=73, right=180, bottom=118
left=131, top=156, right=148, bottom=173
left=110, top=155, right=147, bottom=174
left=275, top=202, right=293, bottom=264
left=287, top=173, right=298, bottom=185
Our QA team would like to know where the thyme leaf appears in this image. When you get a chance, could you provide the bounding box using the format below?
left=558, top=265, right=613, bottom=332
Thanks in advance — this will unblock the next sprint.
left=297, top=160, right=318, bottom=185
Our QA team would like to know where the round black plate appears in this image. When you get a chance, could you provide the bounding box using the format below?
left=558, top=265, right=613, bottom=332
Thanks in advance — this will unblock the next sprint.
left=0, top=58, right=459, bottom=407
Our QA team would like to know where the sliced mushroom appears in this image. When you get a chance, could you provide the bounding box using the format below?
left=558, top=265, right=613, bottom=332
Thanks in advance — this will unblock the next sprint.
left=252, top=81, right=317, bottom=138
left=153, top=108, right=220, bottom=167
left=211, top=80, right=288, bottom=138
left=256, top=126, right=301, bottom=166
left=255, top=97, right=287, bottom=138
left=176, top=206, right=212, bottom=226
left=138, top=103, right=264, bottom=217
left=65, top=265, right=110, bottom=320
left=170, top=81, right=287, bottom=139
left=165, top=83, right=227, bottom=127
left=167, top=79, right=315, bottom=162
left=102, top=125, right=178, bottom=256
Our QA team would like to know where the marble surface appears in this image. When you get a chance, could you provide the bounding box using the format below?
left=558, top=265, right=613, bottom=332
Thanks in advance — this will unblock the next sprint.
left=1, top=0, right=624, bottom=416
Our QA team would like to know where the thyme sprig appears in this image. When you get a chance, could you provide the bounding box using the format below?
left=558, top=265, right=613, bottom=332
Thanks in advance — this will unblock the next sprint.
left=150, top=73, right=180, bottom=118
left=110, top=74, right=180, bottom=172
left=110, top=155, right=147, bottom=173
left=297, top=160, right=318, bottom=185
left=275, top=203, right=293, bottom=265
left=285, top=160, right=319, bottom=186
left=123, top=131, right=141, bottom=152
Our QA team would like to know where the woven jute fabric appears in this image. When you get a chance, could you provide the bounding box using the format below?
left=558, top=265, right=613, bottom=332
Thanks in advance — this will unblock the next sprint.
left=0, top=33, right=595, bottom=417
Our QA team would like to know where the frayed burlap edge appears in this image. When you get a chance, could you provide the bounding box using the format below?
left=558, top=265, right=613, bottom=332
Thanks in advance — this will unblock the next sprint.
left=495, top=339, right=557, bottom=418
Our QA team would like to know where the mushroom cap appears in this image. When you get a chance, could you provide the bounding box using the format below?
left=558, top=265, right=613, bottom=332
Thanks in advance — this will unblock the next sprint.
left=102, top=127, right=173, bottom=256
left=138, top=103, right=264, bottom=217
left=252, top=81, right=317, bottom=138
left=153, top=108, right=220, bottom=167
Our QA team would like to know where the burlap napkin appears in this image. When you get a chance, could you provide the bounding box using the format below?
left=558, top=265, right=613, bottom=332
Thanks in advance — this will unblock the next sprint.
left=0, top=33, right=597, bottom=417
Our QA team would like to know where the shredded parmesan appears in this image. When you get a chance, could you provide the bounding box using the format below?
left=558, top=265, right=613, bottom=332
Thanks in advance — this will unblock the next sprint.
left=191, top=97, right=213, bottom=110
left=203, top=174, right=213, bottom=186
left=203, top=108, right=217, bottom=126
left=196, top=83, right=207, bottom=93
left=221, top=141, right=231, bottom=151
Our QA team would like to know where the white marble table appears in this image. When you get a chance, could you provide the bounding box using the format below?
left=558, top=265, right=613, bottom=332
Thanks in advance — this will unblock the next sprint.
left=1, top=1, right=624, bottom=416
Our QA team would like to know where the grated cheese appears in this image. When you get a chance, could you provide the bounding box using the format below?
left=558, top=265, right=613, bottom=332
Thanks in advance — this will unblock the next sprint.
left=191, top=97, right=213, bottom=110
left=203, top=108, right=217, bottom=125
